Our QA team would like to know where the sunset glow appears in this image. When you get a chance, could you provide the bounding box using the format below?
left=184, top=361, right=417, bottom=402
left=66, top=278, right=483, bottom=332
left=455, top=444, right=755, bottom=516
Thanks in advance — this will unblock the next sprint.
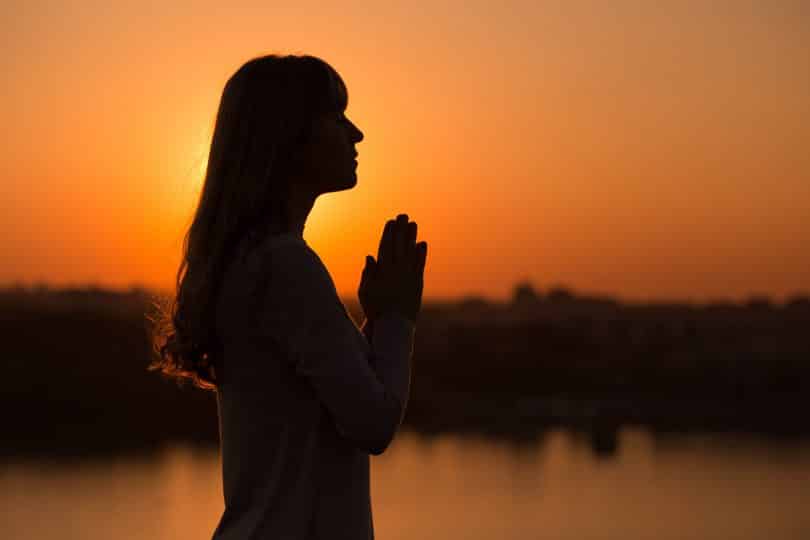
left=3, top=1, right=809, bottom=303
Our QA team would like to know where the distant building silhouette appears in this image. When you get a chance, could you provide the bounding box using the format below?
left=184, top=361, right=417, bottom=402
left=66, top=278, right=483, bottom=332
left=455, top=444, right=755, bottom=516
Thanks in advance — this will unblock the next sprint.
left=512, top=281, right=540, bottom=306
left=547, top=285, right=575, bottom=303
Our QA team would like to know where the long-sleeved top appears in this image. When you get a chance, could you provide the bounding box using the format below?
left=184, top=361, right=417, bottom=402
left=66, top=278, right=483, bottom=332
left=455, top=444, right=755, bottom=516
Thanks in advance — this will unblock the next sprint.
left=210, top=231, right=415, bottom=540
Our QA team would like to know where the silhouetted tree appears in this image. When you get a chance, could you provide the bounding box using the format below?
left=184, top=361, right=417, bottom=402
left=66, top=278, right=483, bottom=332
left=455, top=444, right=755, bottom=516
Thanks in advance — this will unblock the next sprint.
left=548, top=285, right=575, bottom=303
left=512, top=281, right=539, bottom=306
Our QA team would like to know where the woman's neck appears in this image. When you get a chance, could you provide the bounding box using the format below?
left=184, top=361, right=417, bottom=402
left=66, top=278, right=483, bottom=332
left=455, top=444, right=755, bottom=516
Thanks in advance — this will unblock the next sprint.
left=286, top=181, right=318, bottom=239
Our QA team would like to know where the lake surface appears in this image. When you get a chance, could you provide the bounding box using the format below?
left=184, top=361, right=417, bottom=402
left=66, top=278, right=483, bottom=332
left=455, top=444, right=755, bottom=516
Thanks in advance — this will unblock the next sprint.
left=2, top=429, right=809, bottom=539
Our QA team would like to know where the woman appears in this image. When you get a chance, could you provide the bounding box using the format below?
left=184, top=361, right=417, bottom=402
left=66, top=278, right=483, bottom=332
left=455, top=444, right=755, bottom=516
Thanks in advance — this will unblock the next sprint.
left=150, top=54, right=428, bottom=539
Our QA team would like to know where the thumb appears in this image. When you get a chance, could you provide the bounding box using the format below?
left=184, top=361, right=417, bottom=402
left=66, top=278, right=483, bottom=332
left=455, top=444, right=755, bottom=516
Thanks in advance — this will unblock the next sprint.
left=363, top=255, right=376, bottom=273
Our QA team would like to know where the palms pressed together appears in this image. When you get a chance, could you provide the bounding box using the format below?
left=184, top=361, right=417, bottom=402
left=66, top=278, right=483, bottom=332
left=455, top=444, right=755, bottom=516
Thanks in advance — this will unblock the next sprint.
left=358, top=214, right=427, bottom=332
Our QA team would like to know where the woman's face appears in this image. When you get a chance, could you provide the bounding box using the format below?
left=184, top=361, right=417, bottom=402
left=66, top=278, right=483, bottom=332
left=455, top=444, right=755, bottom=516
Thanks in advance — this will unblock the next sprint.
left=298, top=109, right=364, bottom=194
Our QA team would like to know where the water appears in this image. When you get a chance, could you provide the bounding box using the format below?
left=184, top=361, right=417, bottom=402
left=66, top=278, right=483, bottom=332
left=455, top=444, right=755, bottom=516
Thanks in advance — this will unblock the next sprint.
left=2, top=429, right=809, bottom=539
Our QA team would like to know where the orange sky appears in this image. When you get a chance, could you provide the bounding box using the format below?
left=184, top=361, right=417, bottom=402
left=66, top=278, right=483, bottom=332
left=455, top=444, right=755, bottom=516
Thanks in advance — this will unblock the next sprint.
left=2, top=1, right=808, bottom=303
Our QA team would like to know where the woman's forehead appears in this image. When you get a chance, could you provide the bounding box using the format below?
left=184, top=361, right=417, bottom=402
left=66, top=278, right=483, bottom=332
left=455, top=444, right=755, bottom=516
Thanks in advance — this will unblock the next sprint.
left=327, top=67, right=348, bottom=110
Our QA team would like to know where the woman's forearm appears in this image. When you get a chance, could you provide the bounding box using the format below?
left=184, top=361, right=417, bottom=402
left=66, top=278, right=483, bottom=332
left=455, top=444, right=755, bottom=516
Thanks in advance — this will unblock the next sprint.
left=360, top=316, right=375, bottom=344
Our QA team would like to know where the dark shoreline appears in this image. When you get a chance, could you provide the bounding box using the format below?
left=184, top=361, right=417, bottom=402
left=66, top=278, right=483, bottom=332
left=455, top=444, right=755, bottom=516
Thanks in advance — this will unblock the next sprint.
left=2, top=284, right=808, bottom=461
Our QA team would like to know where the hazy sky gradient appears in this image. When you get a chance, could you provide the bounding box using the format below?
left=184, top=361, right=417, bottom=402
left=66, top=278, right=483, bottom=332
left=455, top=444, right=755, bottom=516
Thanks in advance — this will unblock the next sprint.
left=2, top=0, right=808, bottom=302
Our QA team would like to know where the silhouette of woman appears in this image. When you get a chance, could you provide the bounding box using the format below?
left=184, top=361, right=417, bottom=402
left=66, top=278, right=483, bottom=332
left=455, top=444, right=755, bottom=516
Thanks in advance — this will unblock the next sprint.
left=149, top=54, right=428, bottom=539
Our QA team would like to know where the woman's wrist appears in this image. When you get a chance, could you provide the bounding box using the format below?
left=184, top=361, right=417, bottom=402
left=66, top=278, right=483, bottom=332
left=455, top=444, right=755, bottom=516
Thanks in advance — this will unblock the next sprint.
left=362, top=310, right=416, bottom=343
left=361, top=316, right=375, bottom=343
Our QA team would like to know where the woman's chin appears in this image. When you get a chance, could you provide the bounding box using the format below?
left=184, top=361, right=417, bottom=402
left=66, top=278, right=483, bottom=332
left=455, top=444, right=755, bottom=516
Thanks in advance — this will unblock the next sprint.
left=324, top=173, right=357, bottom=194
left=343, top=170, right=358, bottom=187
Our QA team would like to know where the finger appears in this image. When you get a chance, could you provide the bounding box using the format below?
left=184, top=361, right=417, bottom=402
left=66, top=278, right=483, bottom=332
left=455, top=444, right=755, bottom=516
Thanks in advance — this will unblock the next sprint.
left=378, top=220, right=395, bottom=267
left=406, top=221, right=417, bottom=263
left=362, top=255, right=375, bottom=275
left=394, top=214, right=408, bottom=263
left=416, top=242, right=427, bottom=273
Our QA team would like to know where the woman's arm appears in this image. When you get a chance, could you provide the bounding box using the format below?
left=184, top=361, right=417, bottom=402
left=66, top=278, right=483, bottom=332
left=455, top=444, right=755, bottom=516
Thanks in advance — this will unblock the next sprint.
left=360, top=316, right=374, bottom=345
left=257, top=241, right=414, bottom=455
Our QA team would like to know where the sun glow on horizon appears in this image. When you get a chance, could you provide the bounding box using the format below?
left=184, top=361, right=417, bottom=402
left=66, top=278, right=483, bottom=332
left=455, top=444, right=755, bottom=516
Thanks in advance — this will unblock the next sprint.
left=2, top=1, right=809, bottom=303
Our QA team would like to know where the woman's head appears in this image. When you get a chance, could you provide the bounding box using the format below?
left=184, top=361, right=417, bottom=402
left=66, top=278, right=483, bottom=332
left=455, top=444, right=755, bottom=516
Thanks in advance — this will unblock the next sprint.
left=149, top=53, right=362, bottom=390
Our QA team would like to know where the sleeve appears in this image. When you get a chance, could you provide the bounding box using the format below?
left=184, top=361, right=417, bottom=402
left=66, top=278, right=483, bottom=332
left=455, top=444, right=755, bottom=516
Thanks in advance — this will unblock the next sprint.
left=360, top=316, right=374, bottom=346
left=257, top=241, right=415, bottom=455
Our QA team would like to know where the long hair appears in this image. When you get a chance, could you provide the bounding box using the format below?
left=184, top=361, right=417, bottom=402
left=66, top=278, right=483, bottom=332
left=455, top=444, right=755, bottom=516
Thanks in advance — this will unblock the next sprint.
left=149, top=53, right=349, bottom=390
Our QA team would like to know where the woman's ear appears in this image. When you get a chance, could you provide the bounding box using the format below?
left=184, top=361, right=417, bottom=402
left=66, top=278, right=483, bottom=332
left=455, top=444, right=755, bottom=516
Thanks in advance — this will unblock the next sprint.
left=288, top=124, right=316, bottom=167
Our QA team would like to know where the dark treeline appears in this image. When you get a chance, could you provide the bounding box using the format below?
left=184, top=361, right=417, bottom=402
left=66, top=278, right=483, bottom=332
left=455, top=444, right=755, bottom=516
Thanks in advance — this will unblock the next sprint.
left=1, top=283, right=808, bottom=459
left=390, top=283, right=810, bottom=441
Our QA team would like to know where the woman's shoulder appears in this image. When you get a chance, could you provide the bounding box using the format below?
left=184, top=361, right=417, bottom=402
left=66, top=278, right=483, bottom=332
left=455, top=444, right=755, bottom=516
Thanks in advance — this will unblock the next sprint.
left=219, top=232, right=312, bottom=299
left=259, top=231, right=309, bottom=251
left=240, top=232, right=336, bottom=298
left=252, top=232, right=322, bottom=275
left=228, top=231, right=311, bottom=275
left=216, top=232, right=330, bottom=337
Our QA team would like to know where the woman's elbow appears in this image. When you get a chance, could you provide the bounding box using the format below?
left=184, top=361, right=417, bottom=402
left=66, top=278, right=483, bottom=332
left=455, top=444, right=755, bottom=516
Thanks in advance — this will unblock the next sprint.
left=367, top=429, right=396, bottom=456
left=342, top=402, right=403, bottom=455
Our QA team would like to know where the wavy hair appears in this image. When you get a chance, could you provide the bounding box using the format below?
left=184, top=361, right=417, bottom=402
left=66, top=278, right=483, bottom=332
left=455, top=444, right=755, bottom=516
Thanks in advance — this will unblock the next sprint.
left=148, top=54, right=349, bottom=390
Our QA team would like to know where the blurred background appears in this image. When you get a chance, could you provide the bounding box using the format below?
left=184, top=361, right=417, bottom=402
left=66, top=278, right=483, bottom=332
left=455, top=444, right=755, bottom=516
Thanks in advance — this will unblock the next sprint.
left=2, top=1, right=809, bottom=538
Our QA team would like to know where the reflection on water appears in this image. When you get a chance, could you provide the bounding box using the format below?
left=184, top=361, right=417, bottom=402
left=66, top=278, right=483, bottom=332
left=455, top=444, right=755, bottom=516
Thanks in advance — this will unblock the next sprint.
left=2, top=429, right=809, bottom=539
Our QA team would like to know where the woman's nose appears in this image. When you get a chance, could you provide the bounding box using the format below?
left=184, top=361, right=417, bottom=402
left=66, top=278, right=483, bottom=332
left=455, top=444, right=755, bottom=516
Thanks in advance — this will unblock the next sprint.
left=347, top=119, right=363, bottom=143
